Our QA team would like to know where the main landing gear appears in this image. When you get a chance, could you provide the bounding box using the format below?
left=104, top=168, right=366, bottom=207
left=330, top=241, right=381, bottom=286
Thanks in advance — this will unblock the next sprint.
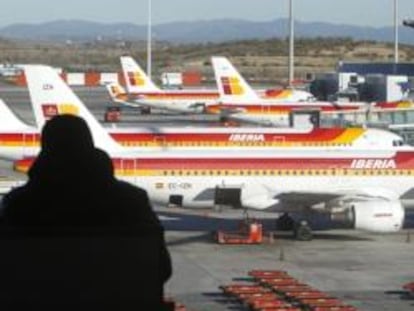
left=276, top=213, right=313, bottom=241
left=293, top=220, right=313, bottom=241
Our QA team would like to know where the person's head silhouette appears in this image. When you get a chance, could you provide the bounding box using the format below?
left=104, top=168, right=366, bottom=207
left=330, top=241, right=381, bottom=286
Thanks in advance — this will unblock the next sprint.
left=29, top=114, right=96, bottom=182
left=40, top=114, right=94, bottom=158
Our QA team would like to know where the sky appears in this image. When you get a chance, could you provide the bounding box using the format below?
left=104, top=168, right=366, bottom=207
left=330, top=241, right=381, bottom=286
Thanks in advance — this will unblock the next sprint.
left=0, top=0, right=413, bottom=28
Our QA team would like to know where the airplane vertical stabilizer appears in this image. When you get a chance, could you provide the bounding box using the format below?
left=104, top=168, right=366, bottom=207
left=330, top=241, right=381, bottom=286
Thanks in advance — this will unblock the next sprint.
left=212, top=56, right=261, bottom=103
left=0, top=99, right=33, bottom=130
left=25, top=65, right=123, bottom=153
left=120, top=56, right=160, bottom=94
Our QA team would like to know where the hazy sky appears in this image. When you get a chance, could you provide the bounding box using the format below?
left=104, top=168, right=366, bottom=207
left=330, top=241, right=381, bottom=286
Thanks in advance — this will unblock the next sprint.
left=0, top=0, right=413, bottom=27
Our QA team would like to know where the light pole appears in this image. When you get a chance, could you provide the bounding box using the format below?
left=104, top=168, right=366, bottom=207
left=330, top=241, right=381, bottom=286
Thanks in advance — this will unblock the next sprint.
left=394, top=0, right=399, bottom=64
left=288, top=0, right=295, bottom=87
left=147, top=0, right=152, bottom=79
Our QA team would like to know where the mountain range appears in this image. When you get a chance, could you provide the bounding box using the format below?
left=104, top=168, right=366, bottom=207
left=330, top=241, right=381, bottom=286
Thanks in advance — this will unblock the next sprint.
left=0, top=19, right=413, bottom=45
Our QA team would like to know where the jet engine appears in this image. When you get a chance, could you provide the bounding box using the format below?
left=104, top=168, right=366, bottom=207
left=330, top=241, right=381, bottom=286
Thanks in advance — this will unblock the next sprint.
left=331, top=201, right=404, bottom=232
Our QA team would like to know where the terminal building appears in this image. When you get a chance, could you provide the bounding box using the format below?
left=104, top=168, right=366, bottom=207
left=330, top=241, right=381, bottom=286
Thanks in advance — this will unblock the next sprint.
left=309, top=62, right=414, bottom=144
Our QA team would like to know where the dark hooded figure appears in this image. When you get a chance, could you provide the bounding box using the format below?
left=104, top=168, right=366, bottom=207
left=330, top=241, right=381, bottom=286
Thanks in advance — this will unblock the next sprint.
left=1, top=114, right=171, bottom=282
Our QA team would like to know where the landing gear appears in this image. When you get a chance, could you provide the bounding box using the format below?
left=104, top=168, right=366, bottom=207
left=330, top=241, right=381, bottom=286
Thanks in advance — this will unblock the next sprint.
left=276, top=214, right=313, bottom=241
left=293, top=220, right=313, bottom=241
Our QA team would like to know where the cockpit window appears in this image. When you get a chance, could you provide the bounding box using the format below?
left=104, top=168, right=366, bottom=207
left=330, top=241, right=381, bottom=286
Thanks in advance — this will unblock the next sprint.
left=393, top=139, right=404, bottom=147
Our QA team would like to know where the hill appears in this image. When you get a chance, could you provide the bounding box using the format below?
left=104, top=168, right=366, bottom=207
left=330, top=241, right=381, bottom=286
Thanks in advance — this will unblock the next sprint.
left=0, top=37, right=413, bottom=86
left=1, top=19, right=414, bottom=45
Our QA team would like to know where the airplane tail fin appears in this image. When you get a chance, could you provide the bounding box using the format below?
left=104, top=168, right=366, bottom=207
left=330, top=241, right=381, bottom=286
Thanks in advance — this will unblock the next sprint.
left=211, top=56, right=261, bottom=103
left=25, top=65, right=123, bottom=153
left=106, top=82, right=129, bottom=103
left=120, top=56, right=160, bottom=94
left=0, top=98, right=33, bottom=130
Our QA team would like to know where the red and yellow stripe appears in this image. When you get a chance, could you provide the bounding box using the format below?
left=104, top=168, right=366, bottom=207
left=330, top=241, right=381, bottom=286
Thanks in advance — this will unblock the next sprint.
left=375, top=100, right=414, bottom=110
left=14, top=152, right=414, bottom=176
left=207, top=103, right=362, bottom=116
left=0, top=128, right=365, bottom=150
left=111, top=128, right=365, bottom=147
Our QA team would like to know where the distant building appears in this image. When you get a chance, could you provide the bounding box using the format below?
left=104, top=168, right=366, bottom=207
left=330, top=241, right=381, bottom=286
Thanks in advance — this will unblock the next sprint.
left=0, top=64, right=23, bottom=77
left=338, top=62, right=414, bottom=77
left=403, top=19, right=414, bottom=29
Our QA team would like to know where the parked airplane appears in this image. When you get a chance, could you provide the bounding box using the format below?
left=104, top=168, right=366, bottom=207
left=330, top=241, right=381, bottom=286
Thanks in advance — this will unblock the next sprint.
left=119, top=56, right=217, bottom=113
left=20, top=65, right=414, bottom=240
left=211, top=57, right=414, bottom=128
left=115, top=56, right=316, bottom=114
left=210, top=56, right=369, bottom=127
left=0, top=97, right=406, bottom=162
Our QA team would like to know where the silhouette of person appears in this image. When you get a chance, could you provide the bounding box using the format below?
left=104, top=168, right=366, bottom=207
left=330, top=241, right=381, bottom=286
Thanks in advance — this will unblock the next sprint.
left=1, top=114, right=171, bottom=283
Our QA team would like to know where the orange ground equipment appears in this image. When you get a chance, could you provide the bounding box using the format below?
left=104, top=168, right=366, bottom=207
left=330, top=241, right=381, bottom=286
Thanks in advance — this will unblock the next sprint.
left=219, top=269, right=359, bottom=311
left=220, top=284, right=270, bottom=296
left=104, top=106, right=121, bottom=122
left=300, top=298, right=343, bottom=308
left=217, top=219, right=263, bottom=244
left=248, top=270, right=289, bottom=279
left=248, top=298, right=292, bottom=310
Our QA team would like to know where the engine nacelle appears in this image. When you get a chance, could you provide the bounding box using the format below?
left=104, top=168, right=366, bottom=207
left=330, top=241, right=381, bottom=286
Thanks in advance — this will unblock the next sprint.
left=332, top=201, right=405, bottom=233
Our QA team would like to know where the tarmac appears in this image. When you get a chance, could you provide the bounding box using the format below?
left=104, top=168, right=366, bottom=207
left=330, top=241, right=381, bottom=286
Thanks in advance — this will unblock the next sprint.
left=163, top=213, right=414, bottom=311
left=0, top=84, right=414, bottom=311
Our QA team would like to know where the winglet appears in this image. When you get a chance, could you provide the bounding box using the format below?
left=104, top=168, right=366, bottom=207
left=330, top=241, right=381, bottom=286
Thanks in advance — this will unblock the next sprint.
left=25, top=65, right=123, bottom=153
left=212, top=56, right=261, bottom=103
left=120, top=56, right=160, bottom=94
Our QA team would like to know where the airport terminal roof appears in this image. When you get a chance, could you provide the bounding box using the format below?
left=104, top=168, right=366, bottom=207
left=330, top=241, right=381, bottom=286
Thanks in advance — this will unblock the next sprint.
left=338, top=62, right=414, bottom=76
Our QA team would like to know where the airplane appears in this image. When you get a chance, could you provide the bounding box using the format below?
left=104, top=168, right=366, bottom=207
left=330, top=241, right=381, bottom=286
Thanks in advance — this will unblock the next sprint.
left=0, top=96, right=407, bottom=162
left=210, top=56, right=372, bottom=127
left=210, top=57, right=414, bottom=128
left=19, top=65, right=414, bottom=240
left=118, top=56, right=217, bottom=114
left=113, top=56, right=317, bottom=114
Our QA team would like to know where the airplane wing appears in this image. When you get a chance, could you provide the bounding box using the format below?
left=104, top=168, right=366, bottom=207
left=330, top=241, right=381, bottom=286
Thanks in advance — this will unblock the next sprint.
left=221, top=112, right=286, bottom=127
left=239, top=185, right=405, bottom=232
left=389, top=123, right=414, bottom=130
left=273, top=187, right=399, bottom=207
left=105, top=83, right=156, bottom=112
left=240, top=183, right=402, bottom=212
left=130, top=99, right=207, bottom=114
left=217, top=107, right=248, bottom=115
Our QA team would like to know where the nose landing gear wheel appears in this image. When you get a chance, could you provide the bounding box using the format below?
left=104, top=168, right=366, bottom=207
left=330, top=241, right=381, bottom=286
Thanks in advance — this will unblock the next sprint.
left=294, top=221, right=313, bottom=241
